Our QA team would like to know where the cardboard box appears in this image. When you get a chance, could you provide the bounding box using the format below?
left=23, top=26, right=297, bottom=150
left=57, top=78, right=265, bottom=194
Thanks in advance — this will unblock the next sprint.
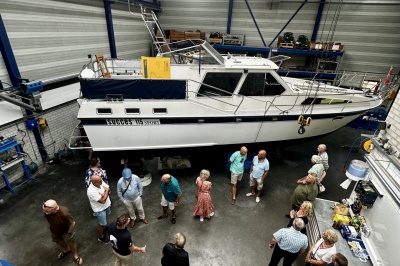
left=309, top=41, right=327, bottom=50
left=185, top=32, right=205, bottom=40
left=327, top=42, right=345, bottom=52
left=170, top=31, right=185, bottom=42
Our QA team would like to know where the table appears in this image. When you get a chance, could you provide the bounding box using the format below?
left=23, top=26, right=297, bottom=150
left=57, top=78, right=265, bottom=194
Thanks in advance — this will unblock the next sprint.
left=313, top=198, right=372, bottom=266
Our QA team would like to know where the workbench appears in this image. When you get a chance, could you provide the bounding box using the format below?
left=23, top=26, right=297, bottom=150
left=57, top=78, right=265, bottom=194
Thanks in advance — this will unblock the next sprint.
left=0, top=138, right=35, bottom=195
left=313, top=198, right=372, bottom=266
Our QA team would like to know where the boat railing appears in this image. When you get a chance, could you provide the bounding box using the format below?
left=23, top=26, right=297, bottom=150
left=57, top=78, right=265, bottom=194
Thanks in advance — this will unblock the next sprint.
left=186, top=79, right=290, bottom=116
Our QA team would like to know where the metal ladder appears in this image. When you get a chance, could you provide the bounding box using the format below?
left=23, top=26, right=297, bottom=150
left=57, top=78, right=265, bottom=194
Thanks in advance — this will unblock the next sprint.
left=141, top=8, right=170, bottom=56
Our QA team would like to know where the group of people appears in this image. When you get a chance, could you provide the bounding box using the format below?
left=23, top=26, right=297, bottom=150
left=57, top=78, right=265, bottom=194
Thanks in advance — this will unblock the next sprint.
left=266, top=144, right=349, bottom=266
left=43, top=143, right=342, bottom=266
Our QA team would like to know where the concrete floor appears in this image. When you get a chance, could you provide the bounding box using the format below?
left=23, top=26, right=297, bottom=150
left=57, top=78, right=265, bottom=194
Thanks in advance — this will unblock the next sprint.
left=0, top=126, right=370, bottom=266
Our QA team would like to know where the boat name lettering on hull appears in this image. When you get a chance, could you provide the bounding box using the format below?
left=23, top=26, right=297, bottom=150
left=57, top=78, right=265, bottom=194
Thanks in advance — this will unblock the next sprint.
left=106, top=119, right=161, bottom=125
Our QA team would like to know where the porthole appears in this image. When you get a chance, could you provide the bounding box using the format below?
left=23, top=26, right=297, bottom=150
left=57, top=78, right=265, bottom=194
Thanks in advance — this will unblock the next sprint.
left=97, top=108, right=112, bottom=114
left=153, top=108, right=167, bottom=114
left=125, top=108, right=140, bottom=114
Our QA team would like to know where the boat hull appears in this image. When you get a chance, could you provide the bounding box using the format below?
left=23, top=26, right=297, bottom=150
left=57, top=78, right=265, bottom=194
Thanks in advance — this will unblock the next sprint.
left=81, top=112, right=363, bottom=151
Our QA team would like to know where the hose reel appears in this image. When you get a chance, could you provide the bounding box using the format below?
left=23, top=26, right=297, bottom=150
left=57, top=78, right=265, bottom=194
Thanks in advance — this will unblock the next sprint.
left=297, top=115, right=312, bottom=134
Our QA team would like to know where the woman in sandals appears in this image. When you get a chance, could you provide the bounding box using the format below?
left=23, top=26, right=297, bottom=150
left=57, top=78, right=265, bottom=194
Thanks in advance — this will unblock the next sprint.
left=192, top=169, right=214, bottom=222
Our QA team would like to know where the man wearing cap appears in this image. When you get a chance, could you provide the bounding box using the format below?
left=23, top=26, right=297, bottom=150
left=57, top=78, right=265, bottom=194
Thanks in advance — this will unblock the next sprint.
left=87, top=174, right=111, bottom=244
left=117, top=168, right=148, bottom=228
left=43, top=199, right=83, bottom=265
left=158, top=174, right=182, bottom=224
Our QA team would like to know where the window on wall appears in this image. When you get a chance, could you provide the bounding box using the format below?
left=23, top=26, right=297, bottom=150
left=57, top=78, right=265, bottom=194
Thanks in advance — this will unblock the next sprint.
left=197, top=73, right=242, bottom=97
left=239, top=73, right=285, bottom=96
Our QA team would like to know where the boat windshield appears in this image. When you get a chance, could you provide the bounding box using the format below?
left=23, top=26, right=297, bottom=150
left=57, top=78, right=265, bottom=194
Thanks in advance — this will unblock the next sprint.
left=159, top=40, right=224, bottom=65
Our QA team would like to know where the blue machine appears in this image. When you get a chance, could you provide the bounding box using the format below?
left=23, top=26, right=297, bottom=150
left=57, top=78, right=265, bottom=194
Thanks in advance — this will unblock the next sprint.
left=0, top=138, right=36, bottom=195
left=19, top=80, right=43, bottom=94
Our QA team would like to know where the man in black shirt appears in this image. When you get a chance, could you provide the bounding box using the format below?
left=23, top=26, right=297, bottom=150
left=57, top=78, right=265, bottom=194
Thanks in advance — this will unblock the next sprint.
left=108, top=214, right=146, bottom=265
left=161, top=233, right=189, bottom=266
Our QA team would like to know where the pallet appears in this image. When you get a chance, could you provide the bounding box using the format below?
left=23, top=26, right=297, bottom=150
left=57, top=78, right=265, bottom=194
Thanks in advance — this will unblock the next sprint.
left=209, top=38, right=222, bottom=44
left=310, top=48, right=325, bottom=52
left=278, top=43, right=294, bottom=49
left=327, top=49, right=343, bottom=53
left=294, top=45, right=309, bottom=50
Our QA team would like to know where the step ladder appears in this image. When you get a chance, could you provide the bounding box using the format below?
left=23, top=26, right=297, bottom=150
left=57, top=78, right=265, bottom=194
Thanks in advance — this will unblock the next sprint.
left=141, top=8, right=171, bottom=56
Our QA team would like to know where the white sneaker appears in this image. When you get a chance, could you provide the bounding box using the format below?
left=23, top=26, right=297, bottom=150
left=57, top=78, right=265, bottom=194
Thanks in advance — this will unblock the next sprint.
left=200, top=217, right=204, bottom=222
left=256, top=197, right=260, bottom=203
left=210, top=212, right=214, bottom=217
left=246, top=192, right=255, bottom=197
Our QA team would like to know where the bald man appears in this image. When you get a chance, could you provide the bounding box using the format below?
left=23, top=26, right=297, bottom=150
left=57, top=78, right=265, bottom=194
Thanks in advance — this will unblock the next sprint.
left=87, top=174, right=111, bottom=244
left=317, top=144, right=329, bottom=182
left=158, top=174, right=182, bottom=224
left=228, top=146, right=248, bottom=205
left=246, top=150, right=269, bottom=203
left=43, top=199, right=83, bottom=265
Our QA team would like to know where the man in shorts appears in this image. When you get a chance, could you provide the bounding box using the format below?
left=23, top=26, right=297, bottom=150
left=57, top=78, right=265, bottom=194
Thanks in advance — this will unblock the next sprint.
left=87, top=174, right=111, bottom=244
left=228, top=146, right=248, bottom=205
left=246, top=150, right=269, bottom=203
left=43, top=199, right=83, bottom=265
left=158, top=174, right=182, bottom=224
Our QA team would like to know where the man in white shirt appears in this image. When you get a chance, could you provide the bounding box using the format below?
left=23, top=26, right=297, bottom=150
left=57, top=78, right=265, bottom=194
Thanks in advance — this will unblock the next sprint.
left=87, top=174, right=111, bottom=244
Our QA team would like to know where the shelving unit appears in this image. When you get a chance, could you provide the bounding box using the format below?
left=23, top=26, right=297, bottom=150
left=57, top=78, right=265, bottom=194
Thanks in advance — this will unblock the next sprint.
left=0, top=138, right=36, bottom=195
left=212, top=44, right=344, bottom=79
left=222, top=34, right=245, bottom=46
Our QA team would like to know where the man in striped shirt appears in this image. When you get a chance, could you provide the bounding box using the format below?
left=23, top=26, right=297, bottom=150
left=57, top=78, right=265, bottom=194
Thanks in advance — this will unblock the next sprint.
left=268, top=218, right=308, bottom=266
left=318, top=144, right=329, bottom=182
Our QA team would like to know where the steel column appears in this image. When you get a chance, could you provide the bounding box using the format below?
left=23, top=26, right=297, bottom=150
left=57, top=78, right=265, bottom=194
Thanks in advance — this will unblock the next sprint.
left=226, top=0, right=234, bottom=34
left=268, top=0, right=308, bottom=47
left=104, top=0, right=117, bottom=58
left=0, top=14, right=20, bottom=87
left=311, top=0, right=326, bottom=42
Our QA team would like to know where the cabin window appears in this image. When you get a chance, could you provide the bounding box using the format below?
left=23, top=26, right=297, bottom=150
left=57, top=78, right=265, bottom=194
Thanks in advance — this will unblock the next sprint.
left=239, top=73, right=285, bottom=96
left=197, top=73, right=242, bottom=97
left=97, top=108, right=112, bottom=114
left=153, top=108, right=167, bottom=114
left=125, top=108, right=140, bottom=114
left=301, top=98, right=351, bottom=105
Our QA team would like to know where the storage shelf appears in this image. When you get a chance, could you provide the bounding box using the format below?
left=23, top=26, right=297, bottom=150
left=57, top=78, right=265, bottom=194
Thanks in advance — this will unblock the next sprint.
left=213, top=44, right=344, bottom=56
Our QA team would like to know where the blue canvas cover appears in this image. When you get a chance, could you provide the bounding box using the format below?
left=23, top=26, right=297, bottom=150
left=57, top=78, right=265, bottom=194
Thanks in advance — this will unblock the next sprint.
left=80, top=79, right=186, bottom=99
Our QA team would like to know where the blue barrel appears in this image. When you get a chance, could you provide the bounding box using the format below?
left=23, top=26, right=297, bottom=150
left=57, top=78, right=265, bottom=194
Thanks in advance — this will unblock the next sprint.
left=347, top=160, right=369, bottom=178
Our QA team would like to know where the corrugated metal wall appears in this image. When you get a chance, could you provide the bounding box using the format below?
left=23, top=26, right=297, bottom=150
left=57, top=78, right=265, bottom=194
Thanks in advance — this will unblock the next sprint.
left=159, top=0, right=399, bottom=74
left=0, top=54, right=12, bottom=86
left=0, top=0, right=153, bottom=83
left=0, top=0, right=109, bottom=81
left=110, top=3, right=152, bottom=59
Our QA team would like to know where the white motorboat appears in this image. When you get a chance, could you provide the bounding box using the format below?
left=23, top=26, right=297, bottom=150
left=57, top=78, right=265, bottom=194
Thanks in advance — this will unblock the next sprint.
left=73, top=13, right=386, bottom=152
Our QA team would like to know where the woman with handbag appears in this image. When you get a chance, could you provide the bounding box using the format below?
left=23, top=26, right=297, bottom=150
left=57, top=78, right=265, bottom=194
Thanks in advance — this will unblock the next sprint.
left=192, top=169, right=214, bottom=222
left=305, top=229, right=338, bottom=265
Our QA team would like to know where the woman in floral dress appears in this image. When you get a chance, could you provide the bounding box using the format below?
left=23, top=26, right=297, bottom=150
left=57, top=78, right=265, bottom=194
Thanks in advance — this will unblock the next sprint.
left=193, top=169, right=214, bottom=222
left=85, top=157, right=108, bottom=188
